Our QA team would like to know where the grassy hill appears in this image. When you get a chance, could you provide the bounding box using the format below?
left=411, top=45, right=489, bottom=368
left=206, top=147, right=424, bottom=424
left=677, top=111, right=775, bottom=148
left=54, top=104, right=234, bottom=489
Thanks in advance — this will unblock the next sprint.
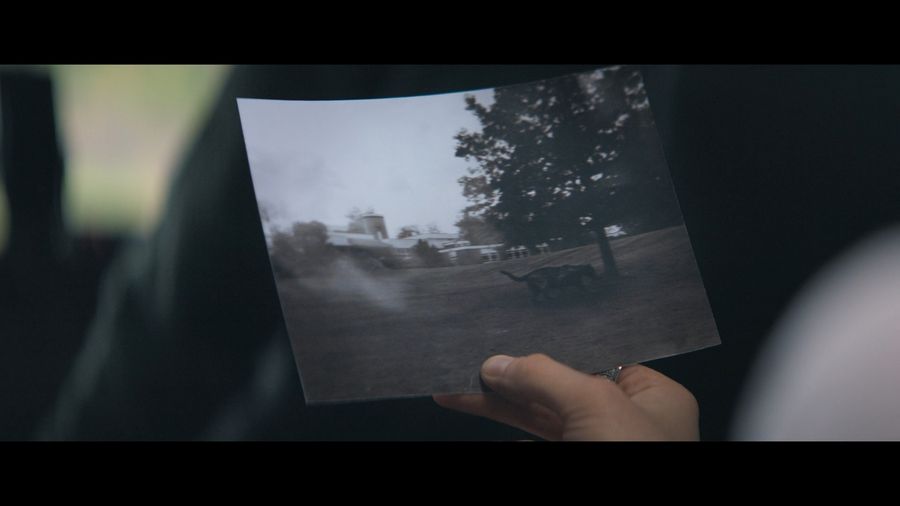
left=277, top=224, right=720, bottom=403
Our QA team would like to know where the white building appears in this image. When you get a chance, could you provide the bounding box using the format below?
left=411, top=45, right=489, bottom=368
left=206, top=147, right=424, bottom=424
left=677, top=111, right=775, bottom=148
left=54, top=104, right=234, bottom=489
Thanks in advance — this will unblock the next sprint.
left=324, top=213, right=503, bottom=266
left=439, top=243, right=505, bottom=265
left=381, top=233, right=458, bottom=262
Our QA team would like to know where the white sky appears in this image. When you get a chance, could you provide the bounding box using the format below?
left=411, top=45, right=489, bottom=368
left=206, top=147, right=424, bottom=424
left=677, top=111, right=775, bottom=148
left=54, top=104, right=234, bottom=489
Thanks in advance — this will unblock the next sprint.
left=237, top=88, right=495, bottom=238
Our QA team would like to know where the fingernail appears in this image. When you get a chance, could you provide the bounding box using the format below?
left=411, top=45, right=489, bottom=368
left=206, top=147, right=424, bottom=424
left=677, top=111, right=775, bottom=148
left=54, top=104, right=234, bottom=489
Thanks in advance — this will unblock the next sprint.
left=482, top=355, right=514, bottom=379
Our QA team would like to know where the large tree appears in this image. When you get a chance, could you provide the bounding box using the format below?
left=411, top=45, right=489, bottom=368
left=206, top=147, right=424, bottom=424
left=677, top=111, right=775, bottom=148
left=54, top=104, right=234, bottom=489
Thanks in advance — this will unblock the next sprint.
left=454, top=66, right=681, bottom=277
left=455, top=213, right=503, bottom=245
left=412, top=239, right=448, bottom=268
left=397, top=225, right=421, bottom=239
left=269, top=221, right=334, bottom=277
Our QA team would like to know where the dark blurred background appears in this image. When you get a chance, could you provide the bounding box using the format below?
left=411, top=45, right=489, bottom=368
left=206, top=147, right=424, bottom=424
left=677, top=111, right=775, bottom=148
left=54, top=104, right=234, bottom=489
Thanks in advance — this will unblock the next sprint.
left=1, top=65, right=899, bottom=440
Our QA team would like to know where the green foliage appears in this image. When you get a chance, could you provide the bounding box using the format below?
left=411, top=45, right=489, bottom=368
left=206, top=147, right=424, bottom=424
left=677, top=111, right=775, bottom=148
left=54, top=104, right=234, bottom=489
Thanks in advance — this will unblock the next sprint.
left=269, top=220, right=335, bottom=277
left=454, top=213, right=503, bottom=245
left=454, top=66, right=680, bottom=250
left=412, top=239, right=449, bottom=268
left=397, top=225, right=420, bottom=239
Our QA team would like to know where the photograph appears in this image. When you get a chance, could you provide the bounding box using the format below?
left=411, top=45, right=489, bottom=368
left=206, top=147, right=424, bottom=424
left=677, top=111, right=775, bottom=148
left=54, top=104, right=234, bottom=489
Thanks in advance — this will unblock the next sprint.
left=237, top=66, right=721, bottom=403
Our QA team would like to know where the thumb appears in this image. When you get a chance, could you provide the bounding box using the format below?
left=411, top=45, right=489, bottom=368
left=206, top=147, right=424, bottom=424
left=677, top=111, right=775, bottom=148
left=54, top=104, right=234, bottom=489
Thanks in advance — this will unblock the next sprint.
left=481, top=354, right=618, bottom=417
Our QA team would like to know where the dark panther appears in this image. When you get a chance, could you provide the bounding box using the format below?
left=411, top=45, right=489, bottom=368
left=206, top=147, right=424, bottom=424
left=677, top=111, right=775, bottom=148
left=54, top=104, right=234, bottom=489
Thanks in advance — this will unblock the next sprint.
left=500, top=264, right=599, bottom=302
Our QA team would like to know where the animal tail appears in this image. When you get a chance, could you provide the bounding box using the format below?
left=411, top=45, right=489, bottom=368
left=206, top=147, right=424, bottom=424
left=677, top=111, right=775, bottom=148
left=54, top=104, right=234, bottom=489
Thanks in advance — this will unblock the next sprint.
left=499, top=270, right=526, bottom=282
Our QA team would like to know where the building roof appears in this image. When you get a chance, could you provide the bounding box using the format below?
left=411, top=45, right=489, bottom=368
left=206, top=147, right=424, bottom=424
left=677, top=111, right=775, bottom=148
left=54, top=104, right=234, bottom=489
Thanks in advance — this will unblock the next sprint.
left=439, top=244, right=504, bottom=253
left=383, top=238, right=421, bottom=249
left=327, top=231, right=392, bottom=249
left=414, top=233, right=458, bottom=240
left=385, top=233, right=460, bottom=249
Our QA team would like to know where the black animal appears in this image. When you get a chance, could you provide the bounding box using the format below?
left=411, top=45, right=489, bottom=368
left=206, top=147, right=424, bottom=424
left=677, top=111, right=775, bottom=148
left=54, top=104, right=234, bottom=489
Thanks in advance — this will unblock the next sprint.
left=500, top=264, right=600, bottom=302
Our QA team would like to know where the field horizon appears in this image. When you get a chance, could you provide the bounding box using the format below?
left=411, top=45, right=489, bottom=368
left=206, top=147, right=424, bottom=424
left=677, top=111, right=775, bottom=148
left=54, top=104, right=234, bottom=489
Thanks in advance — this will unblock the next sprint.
left=277, top=224, right=720, bottom=403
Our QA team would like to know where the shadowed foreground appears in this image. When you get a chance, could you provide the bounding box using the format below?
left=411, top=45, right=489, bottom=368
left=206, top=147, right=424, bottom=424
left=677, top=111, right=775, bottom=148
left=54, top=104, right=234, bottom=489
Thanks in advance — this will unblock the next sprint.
left=278, top=225, right=719, bottom=403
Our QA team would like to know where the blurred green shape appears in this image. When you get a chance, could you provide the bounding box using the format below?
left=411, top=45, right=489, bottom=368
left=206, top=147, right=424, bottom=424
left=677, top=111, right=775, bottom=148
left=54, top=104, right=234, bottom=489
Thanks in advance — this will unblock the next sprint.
left=51, top=65, right=231, bottom=237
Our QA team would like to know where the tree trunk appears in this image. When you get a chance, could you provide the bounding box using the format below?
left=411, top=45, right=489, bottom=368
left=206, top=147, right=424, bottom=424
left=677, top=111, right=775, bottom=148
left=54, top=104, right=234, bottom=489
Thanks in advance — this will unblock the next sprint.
left=594, top=226, right=620, bottom=278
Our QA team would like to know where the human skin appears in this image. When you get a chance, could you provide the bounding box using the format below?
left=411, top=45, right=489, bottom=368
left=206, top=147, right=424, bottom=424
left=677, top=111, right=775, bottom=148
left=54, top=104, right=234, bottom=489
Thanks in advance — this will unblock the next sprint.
left=433, top=354, right=699, bottom=441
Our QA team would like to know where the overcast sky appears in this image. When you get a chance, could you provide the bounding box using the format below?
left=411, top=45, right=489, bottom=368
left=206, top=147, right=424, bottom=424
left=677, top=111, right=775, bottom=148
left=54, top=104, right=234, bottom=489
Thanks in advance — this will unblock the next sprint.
left=238, top=88, right=495, bottom=238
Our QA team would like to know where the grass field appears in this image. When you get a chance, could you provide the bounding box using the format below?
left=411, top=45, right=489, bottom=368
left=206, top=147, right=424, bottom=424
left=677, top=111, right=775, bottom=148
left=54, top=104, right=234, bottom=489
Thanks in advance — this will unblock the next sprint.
left=277, top=224, right=720, bottom=403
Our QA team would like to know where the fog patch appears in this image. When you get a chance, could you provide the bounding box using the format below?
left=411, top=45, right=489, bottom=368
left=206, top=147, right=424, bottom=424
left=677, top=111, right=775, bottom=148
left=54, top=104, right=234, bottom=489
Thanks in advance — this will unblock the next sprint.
left=295, top=256, right=408, bottom=314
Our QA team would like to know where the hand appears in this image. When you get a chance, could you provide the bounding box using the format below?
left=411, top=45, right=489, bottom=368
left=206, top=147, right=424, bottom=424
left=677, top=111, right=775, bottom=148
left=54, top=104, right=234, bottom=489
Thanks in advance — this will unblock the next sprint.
left=433, top=354, right=699, bottom=441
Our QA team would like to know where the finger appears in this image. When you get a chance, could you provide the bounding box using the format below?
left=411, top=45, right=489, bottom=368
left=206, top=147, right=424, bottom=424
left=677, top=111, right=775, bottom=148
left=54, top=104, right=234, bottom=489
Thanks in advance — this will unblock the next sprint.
left=480, top=354, right=619, bottom=419
left=616, top=364, right=693, bottom=401
left=615, top=364, right=664, bottom=396
left=615, top=365, right=700, bottom=440
left=433, top=393, right=563, bottom=440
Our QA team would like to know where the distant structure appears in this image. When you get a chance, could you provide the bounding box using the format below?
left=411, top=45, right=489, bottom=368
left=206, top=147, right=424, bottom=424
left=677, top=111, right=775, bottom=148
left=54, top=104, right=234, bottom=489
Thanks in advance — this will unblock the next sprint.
left=325, top=211, right=504, bottom=267
left=323, top=210, right=629, bottom=268
left=440, top=240, right=504, bottom=265
left=358, top=212, right=389, bottom=240
left=384, top=233, right=459, bottom=263
left=505, top=245, right=530, bottom=259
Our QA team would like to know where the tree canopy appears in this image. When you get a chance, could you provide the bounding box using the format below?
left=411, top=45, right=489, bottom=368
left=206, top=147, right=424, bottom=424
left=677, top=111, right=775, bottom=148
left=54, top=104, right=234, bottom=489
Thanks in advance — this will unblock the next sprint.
left=454, top=213, right=503, bottom=245
left=397, top=225, right=421, bottom=239
left=269, top=220, right=334, bottom=277
left=412, top=239, right=448, bottom=268
left=454, top=66, right=681, bottom=275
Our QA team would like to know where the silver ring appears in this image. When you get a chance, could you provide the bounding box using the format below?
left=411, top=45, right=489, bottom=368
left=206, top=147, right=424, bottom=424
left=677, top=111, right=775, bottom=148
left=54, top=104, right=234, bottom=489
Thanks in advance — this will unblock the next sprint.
left=596, top=366, right=623, bottom=383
